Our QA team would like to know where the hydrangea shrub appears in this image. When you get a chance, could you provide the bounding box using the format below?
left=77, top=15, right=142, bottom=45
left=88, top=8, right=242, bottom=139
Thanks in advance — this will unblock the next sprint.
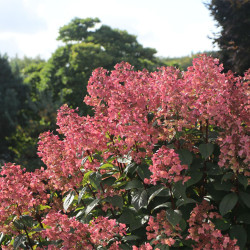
left=0, top=55, right=249, bottom=249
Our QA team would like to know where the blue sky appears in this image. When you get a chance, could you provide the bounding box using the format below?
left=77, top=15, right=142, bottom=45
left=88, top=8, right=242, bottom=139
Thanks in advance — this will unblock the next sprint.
left=0, top=0, right=219, bottom=59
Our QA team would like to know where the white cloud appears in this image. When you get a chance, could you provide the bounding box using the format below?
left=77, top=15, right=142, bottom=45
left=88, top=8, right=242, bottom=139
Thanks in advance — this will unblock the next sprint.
left=0, top=0, right=46, bottom=34
left=0, top=0, right=218, bottom=59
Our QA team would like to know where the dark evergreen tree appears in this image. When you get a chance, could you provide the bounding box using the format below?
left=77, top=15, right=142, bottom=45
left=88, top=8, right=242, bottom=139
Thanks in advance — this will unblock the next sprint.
left=207, top=0, right=250, bottom=74
left=0, top=54, right=28, bottom=162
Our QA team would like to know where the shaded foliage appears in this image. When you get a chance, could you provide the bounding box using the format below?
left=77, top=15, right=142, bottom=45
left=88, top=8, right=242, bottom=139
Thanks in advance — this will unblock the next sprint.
left=7, top=61, right=59, bottom=171
left=207, top=0, right=250, bottom=74
left=0, top=54, right=28, bottom=163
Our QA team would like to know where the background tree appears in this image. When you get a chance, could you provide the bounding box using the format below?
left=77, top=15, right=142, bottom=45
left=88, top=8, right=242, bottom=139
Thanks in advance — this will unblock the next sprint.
left=2, top=17, right=218, bottom=171
left=42, top=17, right=160, bottom=114
left=207, top=0, right=250, bottom=74
left=4, top=18, right=162, bottom=170
left=159, top=51, right=218, bottom=71
left=10, top=55, right=45, bottom=79
left=0, top=54, right=28, bottom=163
left=7, top=60, right=60, bottom=171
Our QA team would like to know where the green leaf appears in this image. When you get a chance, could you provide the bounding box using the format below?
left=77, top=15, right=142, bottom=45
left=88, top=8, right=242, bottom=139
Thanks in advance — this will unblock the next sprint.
left=213, top=218, right=231, bottom=231
left=131, top=189, right=148, bottom=211
left=93, top=153, right=103, bottom=161
left=13, top=215, right=34, bottom=230
left=239, top=192, right=250, bottom=208
left=147, top=184, right=170, bottom=197
left=118, top=209, right=136, bottom=224
left=78, top=186, right=87, bottom=204
left=190, top=159, right=203, bottom=170
left=125, top=179, right=144, bottom=190
left=166, top=208, right=182, bottom=227
left=38, top=205, right=51, bottom=211
left=81, top=156, right=88, bottom=166
left=148, top=186, right=167, bottom=204
left=130, top=218, right=143, bottom=231
left=176, top=198, right=196, bottom=208
left=0, top=233, right=4, bottom=244
left=13, top=234, right=25, bottom=250
left=219, top=192, right=238, bottom=216
left=101, top=176, right=116, bottom=186
left=199, top=143, right=214, bottom=159
left=85, top=198, right=100, bottom=216
left=124, top=162, right=137, bottom=175
left=177, top=149, right=193, bottom=165
left=119, top=243, right=132, bottom=250
left=147, top=112, right=154, bottom=123
left=173, top=181, right=187, bottom=199
left=213, top=181, right=233, bottom=191
left=104, top=195, right=123, bottom=209
left=136, top=164, right=152, bottom=180
left=230, top=225, right=247, bottom=249
left=112, top=180, right=127, bottom=189
left=208, top=131, right=219, bottom=140
left=206, top=162, right=223, bottom=175
left=13, top=220, right=24, bottom=230
left=99, top=163, right=116, bottom=170
left=139, top=147, right=146, bottom=152
left=186, top=170, right=203, bottom=187
left=49, top=192, right=58, bottom=202
left=238, top=175, right=248, bottom=189
left=63, top=190, right=75, bottom=212
left=154, top=244, right=169, bottom=250
left=89, top=172, right=102, bottom=190
left=31, top=228, right=43, bottom=232
left=129, top=215, right=149, bottom=231
left=237, top=213, right=250, bottom=224
left=117, top=155, right=132, bottom=164
left=123, top=235, right=141, bottom=241
left=221, top=172, right=234, bottom=182
left=20, top=215, right=34, bottom=228
left=82, top=170, right=94, bottom=185
left=152, top=202, right=172, bottom=212
left=179, top=218, right=187, bottom=231
left=99, top=163, right=114, bottom=169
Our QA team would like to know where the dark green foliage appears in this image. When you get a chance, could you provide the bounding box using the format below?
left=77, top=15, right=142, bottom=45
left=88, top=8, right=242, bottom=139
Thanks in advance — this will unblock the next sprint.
left=0, top=54, right=28, bottom=162
left=57, top=17, right=101, bottom=43
left=10, top=55, right=45, bottom=79
left=7, top=61, right=59, bottom=171
left=207, top=0, right=250, bottom=74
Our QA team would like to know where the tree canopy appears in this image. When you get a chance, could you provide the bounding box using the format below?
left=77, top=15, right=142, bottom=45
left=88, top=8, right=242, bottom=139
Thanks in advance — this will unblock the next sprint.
left=207, top=0, right=250, bottom=74
left=42, top=17, right=159, bottom=113
left=0, top=54, right=28, bottom=162
left=2, top=18, right=164, bottom=170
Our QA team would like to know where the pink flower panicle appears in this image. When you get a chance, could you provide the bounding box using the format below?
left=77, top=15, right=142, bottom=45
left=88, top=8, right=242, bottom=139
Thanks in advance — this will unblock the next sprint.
left=132, top=243, right=155, bottom=250
left=38, top=55, right=249, bottom=186
left=0, top=164, right=46, bottom=234
left=42, top=212, right=126, bottom=249
left=145, top=146, right=189, bottom=185
left=187, top=200, right=239, bottom=250
left=146, top=210, right=182, bottom=246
